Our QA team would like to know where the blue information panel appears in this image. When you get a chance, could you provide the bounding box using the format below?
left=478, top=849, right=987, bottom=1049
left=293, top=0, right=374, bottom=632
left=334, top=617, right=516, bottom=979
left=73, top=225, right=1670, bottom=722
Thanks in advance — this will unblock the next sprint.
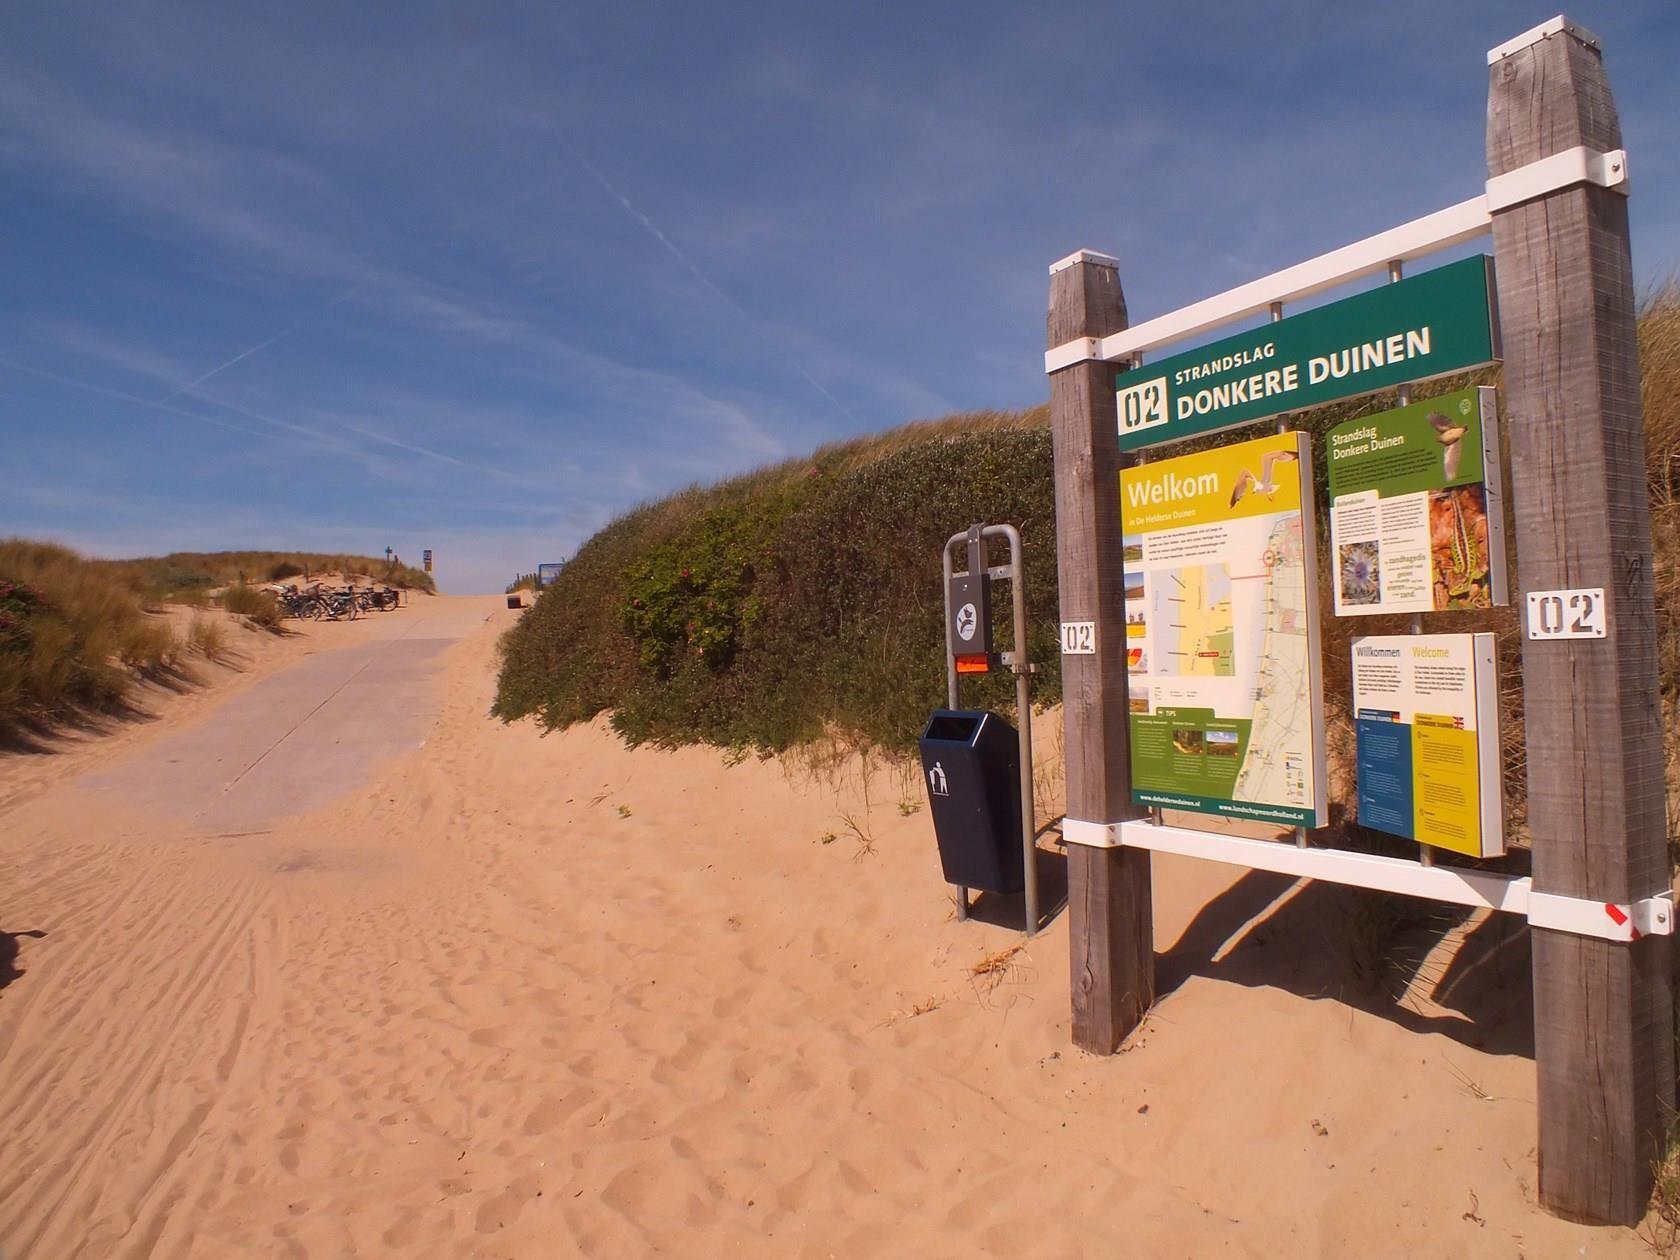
left=1354, top=713, right=1413, bottom=837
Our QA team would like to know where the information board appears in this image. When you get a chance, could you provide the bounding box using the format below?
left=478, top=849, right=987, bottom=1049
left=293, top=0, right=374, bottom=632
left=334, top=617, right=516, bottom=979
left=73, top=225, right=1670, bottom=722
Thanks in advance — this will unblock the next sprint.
left=1122, top=430, right=1327, bottom=827
left=1352, top=632, right=1503, bottom=857
left=1328, top=386, right=1507, bottom=615
left=1114, top=256, right=1497, bottom=450
left=536, top=562, right=565, bottom=588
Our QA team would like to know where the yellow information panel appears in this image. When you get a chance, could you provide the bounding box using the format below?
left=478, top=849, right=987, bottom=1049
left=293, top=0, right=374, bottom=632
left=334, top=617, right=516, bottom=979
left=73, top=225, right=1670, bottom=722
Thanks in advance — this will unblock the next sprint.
left=1350, top=632, right=1503, bottom=856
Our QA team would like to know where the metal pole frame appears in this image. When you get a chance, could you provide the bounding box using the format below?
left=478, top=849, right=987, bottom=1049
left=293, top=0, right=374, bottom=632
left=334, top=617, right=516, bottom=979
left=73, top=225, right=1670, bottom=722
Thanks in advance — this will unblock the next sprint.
left=942, top=523, right=1040, bottom=937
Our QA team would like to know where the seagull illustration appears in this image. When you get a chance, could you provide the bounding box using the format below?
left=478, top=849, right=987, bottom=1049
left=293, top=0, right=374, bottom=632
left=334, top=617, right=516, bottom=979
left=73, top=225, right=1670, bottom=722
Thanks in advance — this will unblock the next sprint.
left=1429, top=411, right=1469, bottom=480
left=1229, top=449, right=1299, bottom=506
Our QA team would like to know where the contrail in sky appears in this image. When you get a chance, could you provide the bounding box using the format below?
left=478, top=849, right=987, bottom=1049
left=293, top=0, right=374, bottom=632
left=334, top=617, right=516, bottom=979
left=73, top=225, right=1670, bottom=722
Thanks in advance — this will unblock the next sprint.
left=563, top=141, right=861, bottom=427
left=0, top=355, right=281, bottom=443
left=158, top=328, right=294, bottom=403
left=1, top=353, right=534, bottom=488
left=158, top=287, right=358, bottom=404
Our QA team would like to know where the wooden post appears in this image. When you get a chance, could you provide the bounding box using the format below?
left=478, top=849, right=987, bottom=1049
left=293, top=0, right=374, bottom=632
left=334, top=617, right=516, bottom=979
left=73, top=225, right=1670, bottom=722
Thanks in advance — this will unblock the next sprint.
left=1487, top=19, right=1675, bottom=1225
left=1048, top=252, right=1154, bottom=1052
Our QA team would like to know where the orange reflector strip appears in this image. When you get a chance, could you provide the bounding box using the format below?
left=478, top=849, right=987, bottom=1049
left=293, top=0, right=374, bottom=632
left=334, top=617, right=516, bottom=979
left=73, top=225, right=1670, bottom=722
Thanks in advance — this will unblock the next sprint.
left=955, top=655, right=990, bottom=674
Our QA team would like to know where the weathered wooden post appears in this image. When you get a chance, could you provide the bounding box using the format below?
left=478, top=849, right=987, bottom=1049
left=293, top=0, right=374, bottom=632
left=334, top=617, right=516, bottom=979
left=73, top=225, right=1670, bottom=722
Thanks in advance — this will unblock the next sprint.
left=1047, top=252, right=1154, bottom=1051
left=1487, top=17, right=1675, bottom=1224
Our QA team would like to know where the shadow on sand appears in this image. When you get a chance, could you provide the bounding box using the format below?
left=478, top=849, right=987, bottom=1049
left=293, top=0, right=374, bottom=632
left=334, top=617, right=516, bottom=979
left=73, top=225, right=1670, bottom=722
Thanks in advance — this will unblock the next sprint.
left=963, top=837, right=1071, bottom=935
left=1, top=929, right=48, bottom=992
left=956, top=824, right=1536, bottom=1058
left=0, top=649, right=252, bottom=756
left=1157, top=862, right=1535, bottom=1058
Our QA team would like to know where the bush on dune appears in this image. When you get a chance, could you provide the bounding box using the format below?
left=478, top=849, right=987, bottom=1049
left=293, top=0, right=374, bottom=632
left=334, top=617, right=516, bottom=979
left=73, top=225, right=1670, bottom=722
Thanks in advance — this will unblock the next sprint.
left=494, top=411, right=1060, bottom=754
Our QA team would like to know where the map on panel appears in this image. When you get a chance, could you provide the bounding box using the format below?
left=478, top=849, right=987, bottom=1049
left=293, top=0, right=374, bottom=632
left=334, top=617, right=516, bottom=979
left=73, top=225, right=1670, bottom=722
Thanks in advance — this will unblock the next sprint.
left=1153, top=564, right=1234, bottom=677
left=1229, top=518, right=1312, bottom=810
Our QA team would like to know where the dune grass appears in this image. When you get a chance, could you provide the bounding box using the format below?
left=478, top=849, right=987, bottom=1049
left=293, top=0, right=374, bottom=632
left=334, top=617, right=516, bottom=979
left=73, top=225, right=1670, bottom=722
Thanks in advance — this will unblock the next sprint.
left=1641, top=280, right=1680, bottom=863
left=0, top=539, right=187, bottom=736
left=95, top=550, right=436, bottom=602
left=0, top=540, right=424, bottom=737
left=217, top=583, right=283, bottom=632
left=188, top=615, right=228, bottom=662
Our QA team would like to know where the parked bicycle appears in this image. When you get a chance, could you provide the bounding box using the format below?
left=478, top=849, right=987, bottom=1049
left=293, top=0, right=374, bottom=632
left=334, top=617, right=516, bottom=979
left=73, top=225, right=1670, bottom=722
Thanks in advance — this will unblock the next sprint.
left=270, top=583, right=402, bottom=621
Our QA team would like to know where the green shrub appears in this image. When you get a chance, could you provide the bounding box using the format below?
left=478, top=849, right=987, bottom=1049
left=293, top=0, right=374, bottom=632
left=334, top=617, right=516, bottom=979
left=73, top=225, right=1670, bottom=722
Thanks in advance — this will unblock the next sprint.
left=268, top=561, right=305, bottom=581
left=495, top=413, right=1060, bottom=753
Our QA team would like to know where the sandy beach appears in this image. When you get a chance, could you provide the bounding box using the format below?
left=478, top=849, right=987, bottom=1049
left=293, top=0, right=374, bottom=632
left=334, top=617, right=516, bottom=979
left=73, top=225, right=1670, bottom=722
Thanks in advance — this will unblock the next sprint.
left=0, top=595, right=1657, bottom=1257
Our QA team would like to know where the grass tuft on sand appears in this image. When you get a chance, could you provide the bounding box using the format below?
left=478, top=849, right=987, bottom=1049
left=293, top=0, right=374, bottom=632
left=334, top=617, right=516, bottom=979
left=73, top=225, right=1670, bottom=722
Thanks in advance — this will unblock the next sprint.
left=218, top=583, right=284, bottom=633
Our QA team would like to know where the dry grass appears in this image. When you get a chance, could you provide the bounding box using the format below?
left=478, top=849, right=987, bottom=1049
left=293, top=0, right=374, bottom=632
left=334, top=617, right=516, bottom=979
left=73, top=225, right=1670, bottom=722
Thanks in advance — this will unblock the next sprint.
left=840, top=811, right=876, bottom=861
left=1641, top=278, right=1680, bottom=507
left=117, top=619, right=180, bottom=671
left=1648, top=1113, right=1680, bottom=1256
left=188, top=615, right=228, bottom=662
left=1642, top=281, right=1680, bottom=867
left=93, top=549, right=436, bottom=600
left=969, top=942, right=1025, bottom=993
left=218, top=584, right=283, bottom=633
left=0, top=538, right=184, bottom=734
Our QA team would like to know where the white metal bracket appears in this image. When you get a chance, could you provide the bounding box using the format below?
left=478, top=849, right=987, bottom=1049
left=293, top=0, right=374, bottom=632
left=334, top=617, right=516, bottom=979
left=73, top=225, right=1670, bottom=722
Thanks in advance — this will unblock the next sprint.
left=1061, top=817, right=1122, bottom=847
left=1486, top=146, right=1627, bottom=213
left=1487, top=16, right=1601, bottom=65
left=1527, top=889, right=1674, bottom=942
left=1044, top=337, right=1103, bottom=374
left=1049, top=249, right=1119, bottom=275
left=1058, top=817, right=1674, bottom=942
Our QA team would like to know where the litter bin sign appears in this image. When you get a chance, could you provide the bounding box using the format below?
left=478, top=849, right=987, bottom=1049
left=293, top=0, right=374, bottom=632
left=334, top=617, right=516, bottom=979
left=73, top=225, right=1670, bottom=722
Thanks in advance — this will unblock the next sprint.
left=919, top=709, right=1023, bottom=894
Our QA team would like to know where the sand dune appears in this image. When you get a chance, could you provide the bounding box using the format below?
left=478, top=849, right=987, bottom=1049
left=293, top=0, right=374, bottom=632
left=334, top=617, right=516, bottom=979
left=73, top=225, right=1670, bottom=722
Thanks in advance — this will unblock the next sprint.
left=0, top=596, right=1655, bottom=1256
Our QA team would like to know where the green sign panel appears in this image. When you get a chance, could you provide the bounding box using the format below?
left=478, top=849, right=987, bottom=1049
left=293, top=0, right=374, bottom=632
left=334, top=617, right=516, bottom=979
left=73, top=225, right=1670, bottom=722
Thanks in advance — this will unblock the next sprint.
left=1327, top=386, right=1509, bottom=615
left=1115, top=255, right=1498, bottom=451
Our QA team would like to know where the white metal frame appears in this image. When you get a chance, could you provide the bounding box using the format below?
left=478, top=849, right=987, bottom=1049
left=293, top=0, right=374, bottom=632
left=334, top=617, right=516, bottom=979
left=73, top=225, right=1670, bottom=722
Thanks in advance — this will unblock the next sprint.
left=1061, top=818, right=1674, bottom=942
left=1044, top=148, right=1628, bottom=375
left=1047, top=109, right=1657, bottom=945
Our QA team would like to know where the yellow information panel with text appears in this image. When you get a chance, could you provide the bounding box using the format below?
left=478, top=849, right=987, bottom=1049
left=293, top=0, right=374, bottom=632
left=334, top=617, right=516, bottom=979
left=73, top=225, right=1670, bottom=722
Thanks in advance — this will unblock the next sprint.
left=1121, top=430, right=1328, bottom=829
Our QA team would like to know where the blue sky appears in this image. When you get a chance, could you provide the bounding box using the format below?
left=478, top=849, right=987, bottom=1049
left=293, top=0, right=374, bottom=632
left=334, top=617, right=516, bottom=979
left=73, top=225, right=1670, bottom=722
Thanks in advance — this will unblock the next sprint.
left=3, top=3, right=1677, bottom=594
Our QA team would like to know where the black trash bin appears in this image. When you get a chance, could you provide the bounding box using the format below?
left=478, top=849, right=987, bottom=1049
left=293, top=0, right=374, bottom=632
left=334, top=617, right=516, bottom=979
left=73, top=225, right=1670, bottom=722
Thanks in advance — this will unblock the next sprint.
left=918, top=709, right=1023, bottom=894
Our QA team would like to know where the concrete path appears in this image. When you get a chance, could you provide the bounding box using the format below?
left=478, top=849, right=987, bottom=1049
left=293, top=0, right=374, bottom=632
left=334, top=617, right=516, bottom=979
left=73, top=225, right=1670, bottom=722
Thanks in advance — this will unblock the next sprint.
left=77, top=599, right=494, bottom=832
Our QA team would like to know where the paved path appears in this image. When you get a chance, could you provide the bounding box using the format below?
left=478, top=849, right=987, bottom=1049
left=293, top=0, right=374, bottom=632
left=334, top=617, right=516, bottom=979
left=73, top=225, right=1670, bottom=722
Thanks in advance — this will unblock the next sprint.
left=77, top=600, right=494, bottom=832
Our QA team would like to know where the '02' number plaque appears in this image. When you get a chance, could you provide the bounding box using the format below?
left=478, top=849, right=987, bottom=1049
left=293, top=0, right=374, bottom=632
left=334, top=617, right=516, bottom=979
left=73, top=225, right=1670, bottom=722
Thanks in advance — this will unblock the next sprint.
left=1525, top=588, right=1607, bottom=640
left=1060, top=621, right=1096, bottom=655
